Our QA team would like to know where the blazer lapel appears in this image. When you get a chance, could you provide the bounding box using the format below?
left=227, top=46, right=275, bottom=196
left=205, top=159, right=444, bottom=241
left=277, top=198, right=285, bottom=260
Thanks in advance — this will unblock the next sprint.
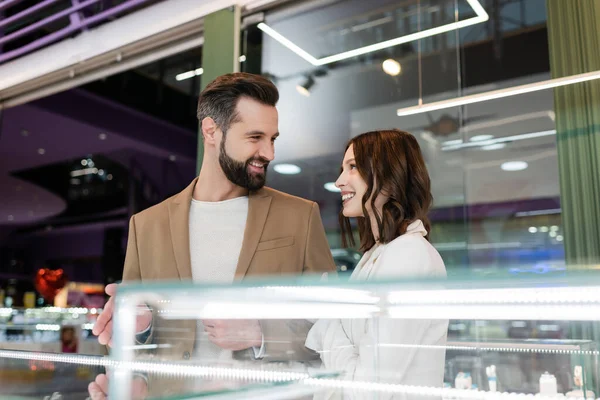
left=235, top=189, right=272, bottom=279
left=167, top=178, right=196, bottom=280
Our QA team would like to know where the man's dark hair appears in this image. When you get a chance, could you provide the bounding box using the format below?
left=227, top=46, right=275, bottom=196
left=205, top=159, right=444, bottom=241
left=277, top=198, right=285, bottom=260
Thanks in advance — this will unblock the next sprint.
left=197, top=72, right=279, bottom=133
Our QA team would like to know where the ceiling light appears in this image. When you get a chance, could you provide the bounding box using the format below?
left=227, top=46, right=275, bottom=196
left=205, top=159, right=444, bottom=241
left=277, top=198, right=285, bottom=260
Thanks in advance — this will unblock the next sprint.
left=501, top=161, right=528, bottom=171
left=556, top=235, right=564, bottom=242
left=397, top=69, right=600, bottom=116
left=470, top=134, right=494, bottom=142
left=70, top=167, right=98, bottom=177
left=540, top=226, right=549, bottom=233
left=550, top=231, right=558, bottom=238
left=239, top=55, right=246, bottom=62
left=382, top=59, right=401, bottom=76
left=273, top=164, right=301, bottom=175
left=551, top=225, right=559, bottom=231
left=99, top=133, right=107, bottom=140
left=107, top=174, right=113, bottom=181
left=37, top=148, right=45, bottom=155
left=324, top=182, right=341, bottom=193
left=169, top=155, right=177, bottom=162
left=176, top=67, right=203, bottom=81
left=515, top=208, right=561, bottom=217
left=481, top=143, right=507, bottom=151
left=528, top=227, right=538, bottom=233
left=257, top=0, right=488, bottom=66
left=443, top=129, right=556, bottom=151
left=81, top=159, right=88, bottom=166
left=443, top=139, right=463, bottom=146
left=296, top=76, right=314, bottom=97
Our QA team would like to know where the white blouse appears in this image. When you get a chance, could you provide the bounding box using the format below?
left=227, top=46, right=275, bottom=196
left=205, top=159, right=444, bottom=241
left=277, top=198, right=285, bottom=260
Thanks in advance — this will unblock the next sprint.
left=306, top=220, right=448, bottom=400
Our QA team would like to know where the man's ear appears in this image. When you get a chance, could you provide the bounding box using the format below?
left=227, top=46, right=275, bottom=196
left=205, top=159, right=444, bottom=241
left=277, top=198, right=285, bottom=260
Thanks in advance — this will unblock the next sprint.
left=201, top=117, right=218, bottom=144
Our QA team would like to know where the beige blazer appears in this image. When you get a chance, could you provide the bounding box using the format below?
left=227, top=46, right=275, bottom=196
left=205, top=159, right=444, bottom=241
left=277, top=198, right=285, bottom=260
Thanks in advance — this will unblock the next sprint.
left=122, top=177, right=337, bottom=362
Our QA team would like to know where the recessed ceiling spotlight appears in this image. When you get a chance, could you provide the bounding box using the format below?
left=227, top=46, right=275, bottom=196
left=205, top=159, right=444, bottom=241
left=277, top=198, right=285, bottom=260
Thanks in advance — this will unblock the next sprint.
left=382, top=59, right=401, bottom=76
left=501, top=161, right=528, bottom=171
left=274, top=164, right=301, bottom=175
left=324, top=182, right=341, bottom=193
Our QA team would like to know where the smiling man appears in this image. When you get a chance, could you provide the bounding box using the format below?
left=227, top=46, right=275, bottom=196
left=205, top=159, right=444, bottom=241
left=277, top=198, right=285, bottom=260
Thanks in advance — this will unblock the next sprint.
left=90, top=72, right=336, bottom=397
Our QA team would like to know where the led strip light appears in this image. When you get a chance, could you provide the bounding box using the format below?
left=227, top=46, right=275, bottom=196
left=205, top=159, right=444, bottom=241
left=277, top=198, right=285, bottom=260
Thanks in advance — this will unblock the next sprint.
left=388, top=286, right=600, bottom=305
left=2, top=350, right=598, bottom=399
left=258, top=0, right=489, bottom=66
left=397, top=70, right=600, bottom=116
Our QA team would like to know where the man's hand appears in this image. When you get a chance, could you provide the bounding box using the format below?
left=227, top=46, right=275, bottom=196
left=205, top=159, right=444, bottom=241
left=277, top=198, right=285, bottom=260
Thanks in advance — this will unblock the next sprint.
left=202, top=319, right=262, bottom=351
left=92, top=283, right=153, bottom=347
left=88, top=373, right=148, bottom=400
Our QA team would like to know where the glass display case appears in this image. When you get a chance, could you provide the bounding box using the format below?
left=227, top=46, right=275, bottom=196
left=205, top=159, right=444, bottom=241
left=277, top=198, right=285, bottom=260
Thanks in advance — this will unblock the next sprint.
left=0, top=306, right=103, bottom=354
left=1, top=272, right=600, bottom=399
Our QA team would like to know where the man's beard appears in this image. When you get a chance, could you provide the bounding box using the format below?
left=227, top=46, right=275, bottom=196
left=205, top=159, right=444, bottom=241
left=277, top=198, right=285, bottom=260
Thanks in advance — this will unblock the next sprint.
left=219, top=137, right=269, bottom=191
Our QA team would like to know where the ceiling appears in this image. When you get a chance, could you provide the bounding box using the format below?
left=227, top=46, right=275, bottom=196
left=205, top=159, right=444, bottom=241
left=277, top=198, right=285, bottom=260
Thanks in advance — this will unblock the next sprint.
left=0, top=92, right=196, bottom=226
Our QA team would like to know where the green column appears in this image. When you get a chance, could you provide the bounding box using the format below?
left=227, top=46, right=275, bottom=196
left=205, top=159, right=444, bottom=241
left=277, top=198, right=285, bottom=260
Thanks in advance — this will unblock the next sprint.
left=547, top=2, right=600, bottom=393
left=546, top=0, right=600, bottom=267
left=197, top=6, right=241, bottom=174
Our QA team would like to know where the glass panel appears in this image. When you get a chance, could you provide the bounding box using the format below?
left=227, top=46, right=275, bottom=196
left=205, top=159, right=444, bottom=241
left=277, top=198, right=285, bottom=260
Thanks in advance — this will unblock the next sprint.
left=99, top=272, right=600, bottom=399
left=0, top=350, right=104, bottom=399
left=260, top=0, right=560, bottom=273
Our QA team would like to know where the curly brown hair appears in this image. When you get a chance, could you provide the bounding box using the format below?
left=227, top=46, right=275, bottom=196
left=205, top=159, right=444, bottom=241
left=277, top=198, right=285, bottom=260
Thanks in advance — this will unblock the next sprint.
left=340, top=129, right=433, bottom=252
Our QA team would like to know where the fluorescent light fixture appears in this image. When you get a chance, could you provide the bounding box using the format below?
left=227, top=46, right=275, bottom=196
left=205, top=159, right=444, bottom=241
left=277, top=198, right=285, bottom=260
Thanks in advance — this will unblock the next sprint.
left=71, top=167, right=98, bottom=177
left=273, top=163, right=301, bottom=175
left=515, top=208, right=561, bottom=217
left=443, top=139, right=463, bottom=146
left=324, top=182, right=341, bottom=192
left=501, top=161, right=528, bottom=171
left=470, top=134, right=494, bottom=142
left=397, top=69, right=600, bottom=116
left=382, top=59, right=401, bottom=76
left=442, top=129, right=556, bottom=151
left=258, top=0, right=488, bottom=66
left=175, top=67, right=203, bottom=81
left=481, top=143, right=506, bottom=151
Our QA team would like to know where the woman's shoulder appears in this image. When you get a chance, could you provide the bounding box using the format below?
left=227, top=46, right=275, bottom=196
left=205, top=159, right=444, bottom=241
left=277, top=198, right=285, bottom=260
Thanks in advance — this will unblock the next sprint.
left=377, top=234, right=446, bottom=277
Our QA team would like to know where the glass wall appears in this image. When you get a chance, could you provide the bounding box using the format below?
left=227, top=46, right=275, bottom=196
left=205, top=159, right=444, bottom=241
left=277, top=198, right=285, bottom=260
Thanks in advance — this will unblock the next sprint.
left=254, top=0, right=563, bottom=272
